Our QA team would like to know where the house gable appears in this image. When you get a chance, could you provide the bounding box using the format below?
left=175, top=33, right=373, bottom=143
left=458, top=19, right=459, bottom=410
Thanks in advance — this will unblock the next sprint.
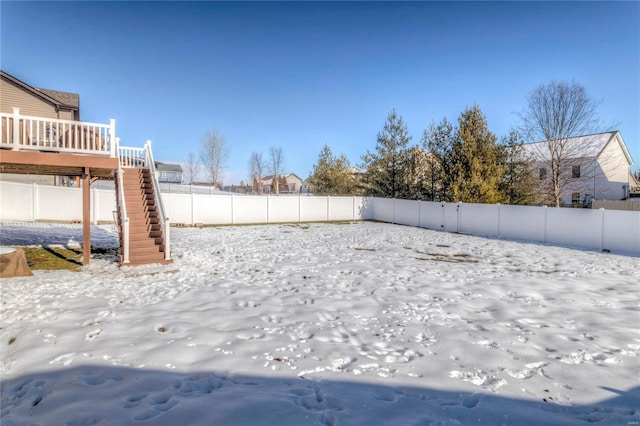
left=597, top=132, right=633, bottom=183
left=1, top=71, right=79, bottom=120
left=598, top=131, right=633, bottom=167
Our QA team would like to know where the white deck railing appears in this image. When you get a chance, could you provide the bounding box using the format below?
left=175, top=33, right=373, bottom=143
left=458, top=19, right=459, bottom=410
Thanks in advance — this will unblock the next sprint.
left=1, top=107, right=116, bottom=157
left=144, top=141, right=171, bottom=260
left=118, top=146, right=145, bottom=167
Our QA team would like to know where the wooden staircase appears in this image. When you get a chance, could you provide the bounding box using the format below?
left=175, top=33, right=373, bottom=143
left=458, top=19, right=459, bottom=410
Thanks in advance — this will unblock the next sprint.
left=115, top=167, right=171, bottom=266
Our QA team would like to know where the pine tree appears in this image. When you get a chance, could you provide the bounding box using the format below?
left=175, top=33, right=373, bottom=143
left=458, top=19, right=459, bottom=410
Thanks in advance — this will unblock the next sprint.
left=498, top=129, right=540, bottom=205
left=422, top=117, right=455, bottom=201
left=449, top=105, right=506, bottom=203
left=362, top=109, right=412, bottom=198
left=308, top=144, right=359, bottom=195
left=402, top=147, right=441, bottom=200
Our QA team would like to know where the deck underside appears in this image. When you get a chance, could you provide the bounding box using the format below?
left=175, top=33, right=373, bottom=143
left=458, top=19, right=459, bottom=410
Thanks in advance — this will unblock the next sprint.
left=0, top=150, right=118, bottom=179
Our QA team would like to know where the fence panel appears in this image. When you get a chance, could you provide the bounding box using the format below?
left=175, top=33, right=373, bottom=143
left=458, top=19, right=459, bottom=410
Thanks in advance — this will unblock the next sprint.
left=371, top=198, right=394, bottom=223
left=163, top=193, right=194, bottom=225
left=269, top=197, right=300, bottom=223
left=460, top=203, right=500, bottom=237
left=542, top=208, right=603, bottom=250
left=92, top=188, right=117, bottom=223
left=359, top=197, right=373, bottom=220
left=499, top=204, right=545, bottom=242
left=234, top=196, right=268, bottom=224
left=418, top=201, right=442, bottom=229
left=300, top=197, right=328, bottom=222
left=194, top=194, right=232, bottom=224
left=0, top=181, right=34, bottom=221
left=36, top=185, right=82, bottom=221
left=603, top=209, right=640, bottom=253
left=393, top=199, right=419, bottom=227
left=329, top=197, right=358, bottom=221
left=443, top=203, right=459, bottom=232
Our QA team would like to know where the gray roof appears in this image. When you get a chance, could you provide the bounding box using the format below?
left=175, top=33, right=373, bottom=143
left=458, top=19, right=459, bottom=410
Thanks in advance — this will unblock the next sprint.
left=156, top=162, right=183, bottom=173
left=522, top=131, right=632, bottom=164
left=38, top=88, right=79, bottom=109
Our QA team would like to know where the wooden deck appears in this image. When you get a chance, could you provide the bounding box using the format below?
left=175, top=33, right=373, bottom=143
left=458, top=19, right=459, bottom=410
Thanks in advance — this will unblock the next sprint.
left=0, top=149, right=118, bottom=179
left=0, top=110, right=171, bottom=267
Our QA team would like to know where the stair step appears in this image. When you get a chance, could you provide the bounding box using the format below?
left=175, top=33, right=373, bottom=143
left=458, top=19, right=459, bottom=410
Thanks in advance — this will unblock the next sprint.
left=122, top=256, right=172, bottom=266
left=116, top=165, right=172, bottom=266
left=130, top=245, right=163, bottom=254
left=129, top=238, right=164, bottom=248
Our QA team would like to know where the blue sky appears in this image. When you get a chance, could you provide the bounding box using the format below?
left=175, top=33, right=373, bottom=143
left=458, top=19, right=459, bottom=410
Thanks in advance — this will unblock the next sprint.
left=2, top=1, right=638, bottom=183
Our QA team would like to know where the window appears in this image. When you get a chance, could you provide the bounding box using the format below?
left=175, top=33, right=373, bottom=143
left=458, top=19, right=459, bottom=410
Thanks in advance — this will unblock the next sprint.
left=571, top=192, right=581, bottom=207
left=572, top=165, right=581, bottom=178
left=539, top=167, right=547, bottom=180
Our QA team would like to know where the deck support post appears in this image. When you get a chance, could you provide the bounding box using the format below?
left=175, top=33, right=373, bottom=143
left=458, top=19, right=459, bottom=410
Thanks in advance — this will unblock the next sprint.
left=82, top=167, right=91, bottom=265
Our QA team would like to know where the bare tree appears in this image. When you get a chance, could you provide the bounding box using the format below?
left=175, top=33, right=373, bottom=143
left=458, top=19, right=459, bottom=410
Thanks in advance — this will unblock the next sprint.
left=518, top=80, right=603, bottom=207
left=268, top=146, right=285, bottom=195
left=183, top=152, right=201, bottom=185
left=249, top=151, right=266, bottom=194
left=200, top=128, right=230, bottom=188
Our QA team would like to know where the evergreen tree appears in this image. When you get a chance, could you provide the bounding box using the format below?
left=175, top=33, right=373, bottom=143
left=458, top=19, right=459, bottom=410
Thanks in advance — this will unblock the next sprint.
left=308, top=144, right=359, bottom=195
left=449, top=105, right=506, bottom=203
left=402, top=147, right=441, bottom=200
left=422, top=117, right=455, bottom=201
left=498, top=129, right=540, bottom=205
left=362, top=109, right=412, bottom=198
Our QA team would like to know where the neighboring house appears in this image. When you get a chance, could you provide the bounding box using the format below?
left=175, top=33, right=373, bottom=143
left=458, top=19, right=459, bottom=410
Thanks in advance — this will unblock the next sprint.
left=523, top=131, right=634, bottom=206
left=155, top=162, right=183, bottom=184
left=260, top=173, right=304, bottom=194
left=1, top=70, right=81, bottom=186
left=1, top=71, right=80, bottom=121
left=631, top=171, right=640, bottom=198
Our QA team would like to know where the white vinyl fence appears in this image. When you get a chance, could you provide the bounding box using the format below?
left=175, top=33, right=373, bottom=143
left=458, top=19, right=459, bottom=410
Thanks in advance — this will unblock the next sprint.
left=0, top=181, right=367, bottom=225
left=1, top=181, right=638, bottom=254
left=368, top=197, right=640, bottom=254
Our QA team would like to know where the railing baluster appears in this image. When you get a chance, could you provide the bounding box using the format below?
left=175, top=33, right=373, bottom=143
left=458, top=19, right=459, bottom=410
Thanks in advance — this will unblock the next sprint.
left=1, top=110, right=116, bottom=155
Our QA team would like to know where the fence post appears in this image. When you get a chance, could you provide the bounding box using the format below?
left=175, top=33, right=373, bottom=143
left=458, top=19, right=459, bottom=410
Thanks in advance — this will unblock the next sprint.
left=457, top=202, right=461, bottom=233
left=12, top=108, right=20, bottom=150
left=393, top=198, right=396, bottom=224
left=267, top=195, right=271, bottom=223
left=298, top=194, right=301, bottom=222
left=600, top=208, right=605, bottom=251
left=353, top=196, right=356, bottom=221
left=543, top=206, right=548, bottom=243
left=32, top=183, right=38, bottom=222
left=327, top=196, right=330, bottom=221
left=497, top=203, right=501, bottom=238
left=417, top=200, right=421, bottom=228
left=191, top=193, right=195, bottom=225
left=441, top=202, right=445, bottom=229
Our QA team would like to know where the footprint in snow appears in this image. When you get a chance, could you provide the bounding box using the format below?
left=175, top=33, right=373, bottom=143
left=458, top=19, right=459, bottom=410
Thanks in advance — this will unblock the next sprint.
left=49, top=352, right=76, bottom=366
left=85, top=329, right=101, bottom=341
left=172, top=374, right=224, bottom=395
left=292, top=386, right=345, bottom=413
left=129, top=392, right=179, bottom=421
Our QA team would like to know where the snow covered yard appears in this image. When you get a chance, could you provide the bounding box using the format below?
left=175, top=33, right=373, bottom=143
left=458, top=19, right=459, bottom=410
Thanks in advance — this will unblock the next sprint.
left=1, top=221, right=638, bottom=425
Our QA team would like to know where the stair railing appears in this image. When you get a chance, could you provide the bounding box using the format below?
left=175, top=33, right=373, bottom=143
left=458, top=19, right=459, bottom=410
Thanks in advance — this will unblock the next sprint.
left=114, top=138, right=130, bottom=264
left=143, top=140, right=171, bottom=261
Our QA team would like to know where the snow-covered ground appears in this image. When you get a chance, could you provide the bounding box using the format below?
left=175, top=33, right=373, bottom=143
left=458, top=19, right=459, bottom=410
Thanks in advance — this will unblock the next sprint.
left=1, top=221, right=638, bottom=425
